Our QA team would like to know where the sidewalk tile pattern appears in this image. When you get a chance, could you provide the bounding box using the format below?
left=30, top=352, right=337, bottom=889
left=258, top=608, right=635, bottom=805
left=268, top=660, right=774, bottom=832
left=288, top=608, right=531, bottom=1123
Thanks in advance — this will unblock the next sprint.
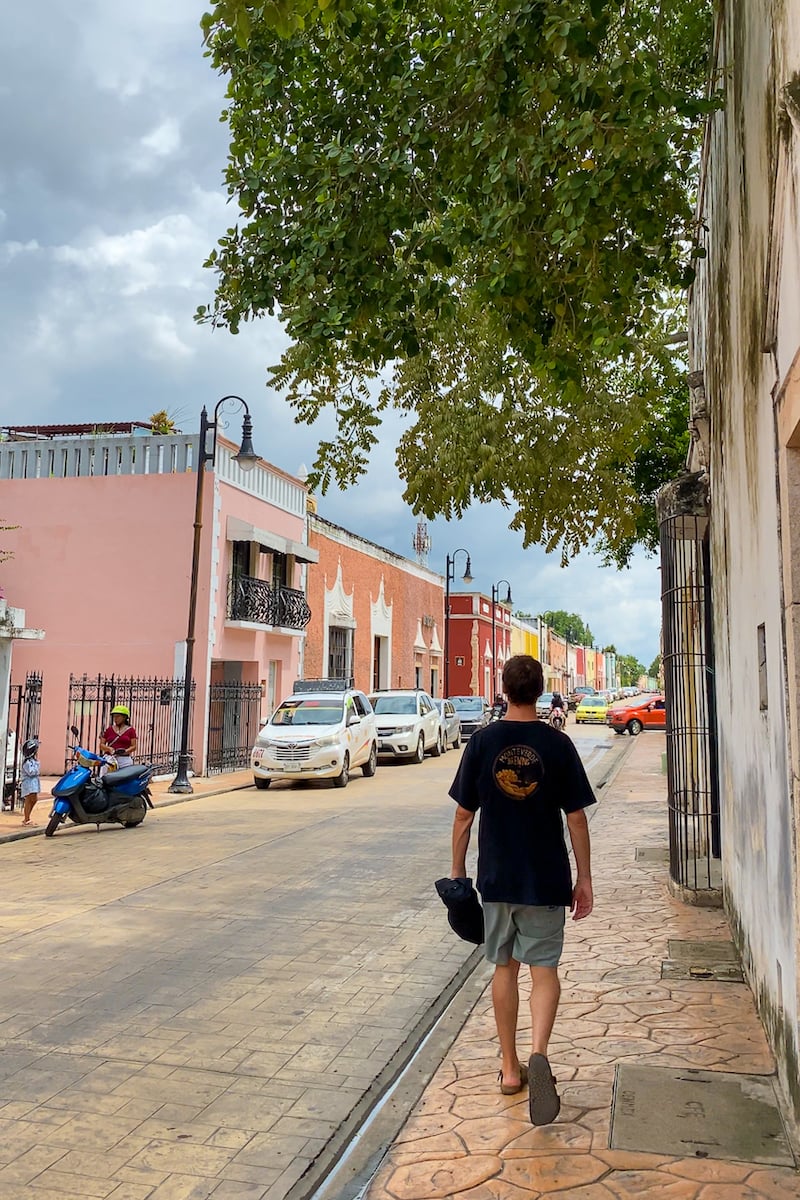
left=365, top=737, right=800, bottom=1200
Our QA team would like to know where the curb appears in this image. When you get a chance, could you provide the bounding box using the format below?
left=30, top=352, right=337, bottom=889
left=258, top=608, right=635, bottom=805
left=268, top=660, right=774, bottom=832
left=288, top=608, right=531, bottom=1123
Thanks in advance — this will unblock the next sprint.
left=0, top=780, right=255, bottom=845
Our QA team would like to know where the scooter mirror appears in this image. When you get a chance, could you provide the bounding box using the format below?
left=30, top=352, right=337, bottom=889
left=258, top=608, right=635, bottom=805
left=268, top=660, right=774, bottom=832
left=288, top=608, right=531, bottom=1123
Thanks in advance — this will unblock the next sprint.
left=70, top=725, right=80, bottom=738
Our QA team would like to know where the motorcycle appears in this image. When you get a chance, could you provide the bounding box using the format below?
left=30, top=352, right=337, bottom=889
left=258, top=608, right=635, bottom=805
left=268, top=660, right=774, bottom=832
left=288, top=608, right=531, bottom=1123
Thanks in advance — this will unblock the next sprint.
left=46, top=727, right=154, bottom=838
left=549, top=706, right=567, bottom=731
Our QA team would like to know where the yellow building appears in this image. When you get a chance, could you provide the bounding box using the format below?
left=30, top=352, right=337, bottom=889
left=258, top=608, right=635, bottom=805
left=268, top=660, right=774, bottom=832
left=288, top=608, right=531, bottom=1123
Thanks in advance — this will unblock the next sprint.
left=510, top=616, right=539, bottom=661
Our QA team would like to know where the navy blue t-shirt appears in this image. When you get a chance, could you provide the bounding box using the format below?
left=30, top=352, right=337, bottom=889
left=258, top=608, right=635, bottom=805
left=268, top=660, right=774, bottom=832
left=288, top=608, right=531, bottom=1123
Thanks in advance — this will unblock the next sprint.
left=449, top=719, right=596, bottom=906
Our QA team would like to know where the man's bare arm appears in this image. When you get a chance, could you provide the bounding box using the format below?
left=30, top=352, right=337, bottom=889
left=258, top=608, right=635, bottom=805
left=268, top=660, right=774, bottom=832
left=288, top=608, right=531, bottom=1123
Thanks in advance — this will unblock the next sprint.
left=566, top=808, right=593, bottom=920
left=451, top=805, right=475, bottom=878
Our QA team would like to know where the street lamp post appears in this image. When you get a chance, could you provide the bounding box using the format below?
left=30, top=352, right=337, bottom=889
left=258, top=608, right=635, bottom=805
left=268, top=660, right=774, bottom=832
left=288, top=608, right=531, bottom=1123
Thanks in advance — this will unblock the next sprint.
left=444, top=549, right=473, bottom=699
left=491, top=580, right=512, bottom=698
left=169, top=396, right=259, bottom=794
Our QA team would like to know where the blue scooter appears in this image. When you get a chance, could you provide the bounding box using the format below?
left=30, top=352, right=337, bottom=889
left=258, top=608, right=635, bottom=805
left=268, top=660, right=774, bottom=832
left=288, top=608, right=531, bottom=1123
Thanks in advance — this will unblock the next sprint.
left=46, top=727, right=154, bottom=838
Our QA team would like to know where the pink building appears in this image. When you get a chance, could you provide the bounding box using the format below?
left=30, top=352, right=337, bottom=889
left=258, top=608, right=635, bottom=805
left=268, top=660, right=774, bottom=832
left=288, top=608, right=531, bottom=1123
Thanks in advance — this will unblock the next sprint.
left=0, top=425, right=316, bottom=775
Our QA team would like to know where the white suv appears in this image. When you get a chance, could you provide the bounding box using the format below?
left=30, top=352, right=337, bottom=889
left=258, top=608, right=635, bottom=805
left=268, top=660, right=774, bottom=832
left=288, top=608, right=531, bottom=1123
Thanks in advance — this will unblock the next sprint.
left=251, top=681, right=378, bottom=790
left=369, top=689, right=443, bottom=762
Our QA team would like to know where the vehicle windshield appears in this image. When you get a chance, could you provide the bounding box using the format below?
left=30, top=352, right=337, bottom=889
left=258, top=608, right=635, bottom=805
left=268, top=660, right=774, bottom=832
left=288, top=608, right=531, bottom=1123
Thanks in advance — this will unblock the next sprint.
left=538, top=694, right=553, bottom=704
left=581, top=697, right=606, bottom=707
left=370, top=696, right=417, bottom=715
left=451, top=698, right=483, bottom=713
left=271, top=698, right=343, bottom=726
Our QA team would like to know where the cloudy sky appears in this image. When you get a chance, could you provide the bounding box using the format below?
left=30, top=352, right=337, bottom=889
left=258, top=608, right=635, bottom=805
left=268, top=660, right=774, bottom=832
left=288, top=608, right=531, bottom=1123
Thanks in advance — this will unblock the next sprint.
left=0, top=0, right=662, bottom=667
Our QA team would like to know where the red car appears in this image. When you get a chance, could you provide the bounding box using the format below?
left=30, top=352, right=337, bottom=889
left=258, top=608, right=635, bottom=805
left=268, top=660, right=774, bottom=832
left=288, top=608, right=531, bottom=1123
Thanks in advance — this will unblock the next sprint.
left=608, top=695, right=666, bottom=736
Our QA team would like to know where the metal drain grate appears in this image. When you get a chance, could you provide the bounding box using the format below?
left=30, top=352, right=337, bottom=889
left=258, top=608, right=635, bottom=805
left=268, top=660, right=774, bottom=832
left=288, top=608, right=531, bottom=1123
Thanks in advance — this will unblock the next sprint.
left=610, top=1065, right=794, bottom=1165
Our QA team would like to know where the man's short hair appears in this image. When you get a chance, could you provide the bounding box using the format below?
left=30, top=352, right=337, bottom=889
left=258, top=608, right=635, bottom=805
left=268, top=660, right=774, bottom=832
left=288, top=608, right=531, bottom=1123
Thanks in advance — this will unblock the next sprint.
left=502, top=655, right=544, bottom=706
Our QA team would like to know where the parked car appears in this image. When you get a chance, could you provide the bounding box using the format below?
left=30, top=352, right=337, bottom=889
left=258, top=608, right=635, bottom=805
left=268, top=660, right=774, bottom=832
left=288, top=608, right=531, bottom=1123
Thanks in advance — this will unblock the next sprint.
left=370, top=689, right=442, bottom=760
left=434, top=698, right=461, bottom=751
left=575, top=695, right=610, bottom=724
left=448, top=696, right=491, bottom=739
left=608, top=695, right=666, bottom=736
left=251, top=681, right=377, bottom=789
left=535, top=692, right=554, bottom=717
left=567, top=686, right=595, bottom=711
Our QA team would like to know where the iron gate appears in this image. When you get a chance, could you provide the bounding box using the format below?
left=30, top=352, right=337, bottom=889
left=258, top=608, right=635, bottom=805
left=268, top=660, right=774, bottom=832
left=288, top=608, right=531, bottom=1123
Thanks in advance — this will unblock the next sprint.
left=4, top=671, right=43, bottom=810
left=67, top=674, right=194, bottom=775
left=659, top=473, right=721, bottom=893
left=207, top=682, right=263, bottom=773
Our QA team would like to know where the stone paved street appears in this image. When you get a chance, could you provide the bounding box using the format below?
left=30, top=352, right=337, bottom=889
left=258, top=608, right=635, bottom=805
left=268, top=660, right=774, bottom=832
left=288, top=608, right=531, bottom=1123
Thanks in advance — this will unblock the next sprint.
left=0, top=731, right=622, bottom=1200
left=364, top=734, right=800, bottom=1200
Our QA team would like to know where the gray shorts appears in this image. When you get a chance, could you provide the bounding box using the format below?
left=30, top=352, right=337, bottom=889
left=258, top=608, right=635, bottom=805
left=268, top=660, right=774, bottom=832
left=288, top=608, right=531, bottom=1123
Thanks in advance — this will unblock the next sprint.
left=483, top=902, right=565, bottom=967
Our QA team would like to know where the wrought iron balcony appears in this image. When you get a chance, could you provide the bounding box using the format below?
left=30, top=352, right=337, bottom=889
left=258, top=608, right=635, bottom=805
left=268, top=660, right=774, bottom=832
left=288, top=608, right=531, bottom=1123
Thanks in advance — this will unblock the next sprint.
left=228, top=575, right=312, bottom=630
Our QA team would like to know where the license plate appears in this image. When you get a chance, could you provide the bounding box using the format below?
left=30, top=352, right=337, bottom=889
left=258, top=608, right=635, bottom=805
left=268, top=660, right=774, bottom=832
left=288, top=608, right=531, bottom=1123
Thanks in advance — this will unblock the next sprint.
left=283, top=763, right=301, bottom=772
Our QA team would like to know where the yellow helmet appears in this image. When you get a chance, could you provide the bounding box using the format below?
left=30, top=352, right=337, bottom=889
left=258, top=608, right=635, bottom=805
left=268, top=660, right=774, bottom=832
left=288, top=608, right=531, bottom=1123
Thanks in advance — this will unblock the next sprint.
left=110, top=705, right=130, bottom=718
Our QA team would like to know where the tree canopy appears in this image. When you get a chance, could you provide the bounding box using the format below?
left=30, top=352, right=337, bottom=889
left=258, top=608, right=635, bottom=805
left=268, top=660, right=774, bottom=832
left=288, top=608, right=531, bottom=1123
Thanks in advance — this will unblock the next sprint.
left=616, top=652, right=646, bottom=686
left=541, top=610, right=594, bottom=646
left=199, top=0, right=714, bottom=560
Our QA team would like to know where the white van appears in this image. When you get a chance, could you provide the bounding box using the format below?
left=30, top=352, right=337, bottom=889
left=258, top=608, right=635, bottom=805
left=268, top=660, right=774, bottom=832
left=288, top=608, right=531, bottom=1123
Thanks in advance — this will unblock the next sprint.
left=251, top=681, right=378, bottom=790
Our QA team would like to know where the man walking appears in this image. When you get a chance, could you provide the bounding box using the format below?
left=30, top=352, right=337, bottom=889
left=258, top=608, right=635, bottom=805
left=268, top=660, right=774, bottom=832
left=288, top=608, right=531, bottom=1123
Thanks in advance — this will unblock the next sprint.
left=449, top=654, right=595, bottom=1124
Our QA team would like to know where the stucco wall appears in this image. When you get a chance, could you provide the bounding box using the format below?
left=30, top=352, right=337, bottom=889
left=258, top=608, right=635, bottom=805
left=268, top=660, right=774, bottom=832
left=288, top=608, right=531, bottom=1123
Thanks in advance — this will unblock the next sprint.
left=0, top=472, right=203, bottom=772
left=690, top=0, right=800, bottom=1116
left=305, top=517, right=445, bottom=695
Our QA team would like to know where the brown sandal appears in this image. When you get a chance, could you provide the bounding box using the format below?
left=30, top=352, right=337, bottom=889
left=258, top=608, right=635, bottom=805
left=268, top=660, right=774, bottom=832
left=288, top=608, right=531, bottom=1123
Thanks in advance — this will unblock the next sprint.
left=498, top=1063, right=528, bottom=1095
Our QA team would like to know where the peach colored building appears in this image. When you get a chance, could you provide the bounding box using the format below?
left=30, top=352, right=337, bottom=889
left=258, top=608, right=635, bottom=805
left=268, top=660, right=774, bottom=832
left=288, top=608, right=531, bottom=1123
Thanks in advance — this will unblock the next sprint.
left=0, top=427, right=316, bottom=775
left=305, top=515, right=445, bottom=696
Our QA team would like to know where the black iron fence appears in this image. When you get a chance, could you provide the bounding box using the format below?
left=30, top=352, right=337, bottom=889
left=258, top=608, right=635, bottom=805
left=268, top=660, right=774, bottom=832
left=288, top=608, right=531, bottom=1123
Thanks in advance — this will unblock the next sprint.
left=66, top=674, right=195, bottom=775
left=207, top=681, right=263, bottom=773
left=659, top=478, right=721, bottom=893
left=228, top=575, right=312, bottom=630
left=4, top=671, right=43, bottom=810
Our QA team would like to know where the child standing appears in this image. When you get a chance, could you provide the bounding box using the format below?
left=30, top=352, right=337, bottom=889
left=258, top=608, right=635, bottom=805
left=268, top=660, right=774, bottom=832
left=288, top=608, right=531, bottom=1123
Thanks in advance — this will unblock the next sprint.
left=20, top=738, right=41, bottom=826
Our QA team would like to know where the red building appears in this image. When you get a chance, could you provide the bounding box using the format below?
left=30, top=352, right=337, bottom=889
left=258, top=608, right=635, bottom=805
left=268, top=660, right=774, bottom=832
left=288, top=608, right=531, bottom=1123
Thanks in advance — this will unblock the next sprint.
left=446, top=592, right=512, bottom=699
left=305, top=514, right=446, bottom=695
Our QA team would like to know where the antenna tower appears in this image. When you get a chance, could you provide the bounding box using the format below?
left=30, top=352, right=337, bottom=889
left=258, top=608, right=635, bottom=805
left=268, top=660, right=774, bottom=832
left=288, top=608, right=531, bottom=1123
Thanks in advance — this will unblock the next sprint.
left=412, top=520, right=432, bottom=566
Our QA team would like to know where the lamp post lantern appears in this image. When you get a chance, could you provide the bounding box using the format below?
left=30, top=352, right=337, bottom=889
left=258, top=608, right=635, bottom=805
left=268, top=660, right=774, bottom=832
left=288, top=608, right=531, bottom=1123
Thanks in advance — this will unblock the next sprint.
left=444, top=548, right=473, bottom=699
left=491, top=580, right=512, bottom=698
left=169, top=396, right=259, bottom=793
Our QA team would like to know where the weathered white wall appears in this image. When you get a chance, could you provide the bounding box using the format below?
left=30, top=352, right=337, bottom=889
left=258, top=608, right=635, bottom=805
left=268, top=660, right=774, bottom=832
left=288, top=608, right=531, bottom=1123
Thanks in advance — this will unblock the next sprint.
left=690, top=0, right=800, bottom=1119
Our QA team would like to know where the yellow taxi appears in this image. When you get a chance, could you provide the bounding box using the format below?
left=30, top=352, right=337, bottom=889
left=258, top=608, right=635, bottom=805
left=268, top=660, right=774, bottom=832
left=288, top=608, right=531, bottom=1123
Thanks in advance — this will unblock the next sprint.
left=574, top=694, right=610, bottom=724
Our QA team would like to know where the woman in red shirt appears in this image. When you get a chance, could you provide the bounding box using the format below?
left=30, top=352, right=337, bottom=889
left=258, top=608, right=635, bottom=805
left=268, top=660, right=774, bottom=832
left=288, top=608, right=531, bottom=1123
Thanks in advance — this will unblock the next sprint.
left=100, top=705, right=138, bottom=768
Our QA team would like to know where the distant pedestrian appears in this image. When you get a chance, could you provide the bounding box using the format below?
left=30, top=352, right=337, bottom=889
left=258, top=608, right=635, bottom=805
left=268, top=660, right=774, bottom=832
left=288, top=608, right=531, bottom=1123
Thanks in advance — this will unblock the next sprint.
left=448, top=654, right=595, bottom=1125
left=100, top=705, right=137, bottom=769
left=20, top=738, right=41, bottom=826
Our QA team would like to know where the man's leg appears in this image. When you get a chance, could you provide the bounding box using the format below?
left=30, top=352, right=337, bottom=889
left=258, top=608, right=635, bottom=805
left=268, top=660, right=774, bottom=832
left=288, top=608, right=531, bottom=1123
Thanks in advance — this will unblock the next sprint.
left=529, top=965, right=560, bottom=1056
left=492, top=959, right=523, bottom=1086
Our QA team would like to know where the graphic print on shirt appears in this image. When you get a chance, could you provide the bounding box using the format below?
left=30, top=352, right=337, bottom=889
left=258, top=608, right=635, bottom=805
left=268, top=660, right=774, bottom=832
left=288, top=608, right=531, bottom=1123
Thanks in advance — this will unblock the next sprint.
left=492, top=744, right=545, bottom=800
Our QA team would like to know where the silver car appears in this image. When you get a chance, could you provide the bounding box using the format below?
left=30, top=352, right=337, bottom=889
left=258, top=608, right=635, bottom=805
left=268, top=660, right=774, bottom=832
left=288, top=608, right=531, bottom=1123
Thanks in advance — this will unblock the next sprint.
left=434, top=699, right=461, bottom=751
left=448, top=696, right=491, bottom=739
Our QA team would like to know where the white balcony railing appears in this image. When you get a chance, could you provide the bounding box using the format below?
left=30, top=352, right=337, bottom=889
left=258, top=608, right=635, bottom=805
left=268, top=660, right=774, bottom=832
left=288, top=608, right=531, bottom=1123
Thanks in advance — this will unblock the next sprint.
left=0, top=434, right=307, bottom=518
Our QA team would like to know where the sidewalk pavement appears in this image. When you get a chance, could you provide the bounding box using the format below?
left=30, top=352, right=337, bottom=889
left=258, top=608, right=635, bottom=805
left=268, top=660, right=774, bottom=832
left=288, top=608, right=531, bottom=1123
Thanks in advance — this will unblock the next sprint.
left=0, top=768, right=254, bottom=841
left=364, top=733, right=800, bottom=1200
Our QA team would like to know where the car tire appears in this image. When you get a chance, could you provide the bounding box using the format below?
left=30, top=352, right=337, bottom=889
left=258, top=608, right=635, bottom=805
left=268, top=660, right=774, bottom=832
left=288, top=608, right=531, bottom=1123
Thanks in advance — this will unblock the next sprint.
left=413, top=734, right=425, bottom=764
left=431, top=731, right=443, bottom=757
left=614, top=728, right=626, bottom=736
left=628, top=719, right=643, bottom=736
left=254, top=776, right=271, bottom=789
left=454, top=733, right=461, bottom=749
left=362, top=744, right=378, bottom=777
left=333, top=753, right=350, bottom=787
